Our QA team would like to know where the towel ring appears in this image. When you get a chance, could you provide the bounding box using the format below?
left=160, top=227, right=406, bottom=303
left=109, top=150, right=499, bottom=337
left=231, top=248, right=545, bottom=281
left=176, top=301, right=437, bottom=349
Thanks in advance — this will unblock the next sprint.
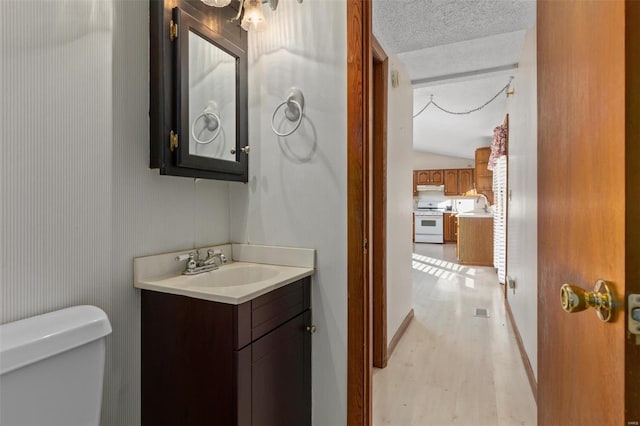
left=271, top=87, right=305, bottom=137
left=192, top=111, right=221, bottom=144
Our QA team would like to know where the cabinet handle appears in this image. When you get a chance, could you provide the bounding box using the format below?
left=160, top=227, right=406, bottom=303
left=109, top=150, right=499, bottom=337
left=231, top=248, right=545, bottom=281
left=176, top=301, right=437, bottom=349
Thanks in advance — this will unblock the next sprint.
left=230, top=145, right=250, bottom=155
left=306, top=325, right=317, bottom=334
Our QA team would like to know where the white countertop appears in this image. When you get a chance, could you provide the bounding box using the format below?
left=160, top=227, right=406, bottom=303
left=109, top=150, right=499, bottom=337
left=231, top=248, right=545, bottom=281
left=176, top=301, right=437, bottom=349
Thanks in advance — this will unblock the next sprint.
left=456, top=211, right=494, bottom=218
left=135, top=261, right=313, bottom=305
left=134, top=244, right=315, bottom=305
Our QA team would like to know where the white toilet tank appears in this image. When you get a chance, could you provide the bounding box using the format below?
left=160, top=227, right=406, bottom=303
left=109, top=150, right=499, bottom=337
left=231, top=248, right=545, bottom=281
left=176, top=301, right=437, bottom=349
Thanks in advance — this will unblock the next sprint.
left=0, top=305, right=112, bottom=426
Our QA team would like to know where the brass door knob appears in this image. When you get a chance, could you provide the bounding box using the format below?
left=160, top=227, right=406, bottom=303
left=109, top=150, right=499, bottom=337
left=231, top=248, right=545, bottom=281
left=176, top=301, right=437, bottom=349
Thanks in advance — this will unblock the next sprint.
left=560, top=279, right=613, bottom=322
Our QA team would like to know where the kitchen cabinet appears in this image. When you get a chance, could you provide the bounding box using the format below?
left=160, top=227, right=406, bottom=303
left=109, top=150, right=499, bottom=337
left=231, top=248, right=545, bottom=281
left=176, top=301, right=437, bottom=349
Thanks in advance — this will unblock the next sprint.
left=429, top=170, right=444, bottom=185
left=457, top=216, right=494, bottom=266
left=415, top=169, right=443, bottom=185
left=416, top=170, right=429, bottom=185
left=443, top=169, right=475, bottom=196
left=141, top=277, right=311, bottom=426
left=458, top=168, right=475, bottom=194
left=475, top=148, right=494, bottom=204
left=444, top=213, right=458, bottom=242
left=443, top=170, right=459, bottom=195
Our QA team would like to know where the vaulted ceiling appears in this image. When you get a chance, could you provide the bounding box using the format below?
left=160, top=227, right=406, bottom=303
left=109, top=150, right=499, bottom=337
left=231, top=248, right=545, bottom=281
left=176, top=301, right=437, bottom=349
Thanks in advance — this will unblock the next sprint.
left=373, top=0, right=535, bottom=159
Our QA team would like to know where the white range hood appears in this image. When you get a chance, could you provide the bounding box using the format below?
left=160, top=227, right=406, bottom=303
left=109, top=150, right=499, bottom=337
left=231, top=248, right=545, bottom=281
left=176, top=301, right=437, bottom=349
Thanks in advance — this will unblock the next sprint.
left=416, top=184, right=444, bottom=192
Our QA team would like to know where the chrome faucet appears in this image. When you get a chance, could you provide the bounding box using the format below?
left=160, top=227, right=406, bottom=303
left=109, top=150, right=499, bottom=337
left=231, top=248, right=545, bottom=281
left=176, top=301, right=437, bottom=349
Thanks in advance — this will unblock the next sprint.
left=476, top=194, right=489, bottom=212
left=176, top=249, right=228, bottom=275
left=203, top=249, right=227, bottom=267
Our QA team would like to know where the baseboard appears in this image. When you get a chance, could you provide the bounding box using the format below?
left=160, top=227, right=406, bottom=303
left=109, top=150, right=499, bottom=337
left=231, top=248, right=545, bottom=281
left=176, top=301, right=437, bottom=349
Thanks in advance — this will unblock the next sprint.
left=387, top=309, right=414, bottom=359
left=504, top=299, right=538, bottom=403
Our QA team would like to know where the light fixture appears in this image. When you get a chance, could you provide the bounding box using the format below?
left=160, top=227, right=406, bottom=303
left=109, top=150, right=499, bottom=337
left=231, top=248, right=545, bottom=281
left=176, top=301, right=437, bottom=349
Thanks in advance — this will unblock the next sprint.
left=202, top=0, right=303, bottom=32
left=200, top=0, right=232, bottom=7
left=241, top=0, right=267, bottom=32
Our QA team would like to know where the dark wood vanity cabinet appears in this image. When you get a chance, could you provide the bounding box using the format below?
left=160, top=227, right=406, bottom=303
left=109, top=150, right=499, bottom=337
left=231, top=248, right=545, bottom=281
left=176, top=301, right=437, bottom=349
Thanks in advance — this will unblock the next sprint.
left=141, top=277, right=311, bottom=426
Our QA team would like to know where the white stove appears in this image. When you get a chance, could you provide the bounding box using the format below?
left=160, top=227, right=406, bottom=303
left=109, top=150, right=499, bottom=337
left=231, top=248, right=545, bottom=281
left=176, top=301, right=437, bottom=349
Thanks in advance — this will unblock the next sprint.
left=414, top=201, right=445, bottom=243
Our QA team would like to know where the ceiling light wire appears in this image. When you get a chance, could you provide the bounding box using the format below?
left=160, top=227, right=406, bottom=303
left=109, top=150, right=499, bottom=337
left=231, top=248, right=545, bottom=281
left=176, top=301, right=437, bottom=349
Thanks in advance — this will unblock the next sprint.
left=412, top=77, right=514, bottom=118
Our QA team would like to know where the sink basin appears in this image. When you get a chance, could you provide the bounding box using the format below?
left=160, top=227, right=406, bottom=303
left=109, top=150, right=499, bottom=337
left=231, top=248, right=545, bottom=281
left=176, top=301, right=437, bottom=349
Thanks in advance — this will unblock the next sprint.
left=186, top=264, right=280, bottom=288
left=134, top=244, right=315, bottom=305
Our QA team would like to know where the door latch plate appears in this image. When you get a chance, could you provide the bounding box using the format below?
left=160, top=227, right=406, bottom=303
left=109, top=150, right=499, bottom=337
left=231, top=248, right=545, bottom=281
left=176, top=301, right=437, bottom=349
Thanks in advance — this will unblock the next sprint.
left=629, top=294, right=640, bottom=335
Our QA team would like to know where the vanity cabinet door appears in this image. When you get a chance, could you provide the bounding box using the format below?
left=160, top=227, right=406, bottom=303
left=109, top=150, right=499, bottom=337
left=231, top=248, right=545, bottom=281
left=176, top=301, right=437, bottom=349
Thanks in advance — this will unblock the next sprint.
left=142, top=278, right=311, bottom=426
left=248, top=310, right=311, bottom=426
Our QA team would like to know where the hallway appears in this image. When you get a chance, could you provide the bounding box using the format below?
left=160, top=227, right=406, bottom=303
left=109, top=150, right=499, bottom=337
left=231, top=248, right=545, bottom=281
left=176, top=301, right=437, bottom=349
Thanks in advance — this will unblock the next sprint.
left=373, top=243, right=537, bottom=425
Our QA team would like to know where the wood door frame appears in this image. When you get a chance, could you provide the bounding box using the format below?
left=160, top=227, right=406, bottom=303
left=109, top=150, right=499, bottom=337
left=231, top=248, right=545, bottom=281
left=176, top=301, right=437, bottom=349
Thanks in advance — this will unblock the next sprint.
left=371, top=36, right=388, bottom=369
left=347, top=0, right=372, bottom=424
left=626, top=0, right=640, bottom=418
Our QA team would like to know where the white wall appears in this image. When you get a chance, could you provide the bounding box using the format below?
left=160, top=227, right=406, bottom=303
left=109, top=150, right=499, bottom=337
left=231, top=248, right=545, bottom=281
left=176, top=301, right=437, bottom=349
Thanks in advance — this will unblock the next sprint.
left=1, top=2, right=231, bottom=425
left=229, top=1, right=348, bottom=424
left=412, top=151, right=474, bottom=170
left=505, top=27, right=537, bottom=379
left=2, top=1, right=349, bottom=425
left=385, top=55, right=414, bottom=344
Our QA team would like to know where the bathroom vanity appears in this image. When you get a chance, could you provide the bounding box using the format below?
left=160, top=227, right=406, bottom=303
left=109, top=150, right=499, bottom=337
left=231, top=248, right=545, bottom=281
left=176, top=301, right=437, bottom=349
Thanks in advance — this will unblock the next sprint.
left=135, top=244, right=314, bottom=426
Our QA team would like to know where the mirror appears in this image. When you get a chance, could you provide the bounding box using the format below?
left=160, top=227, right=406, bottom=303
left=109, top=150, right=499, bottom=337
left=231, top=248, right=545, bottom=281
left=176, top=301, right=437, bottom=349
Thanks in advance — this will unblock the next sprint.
left=188, top=30, right=236, bottom=162
left=149, top=2, right=248, bottom=182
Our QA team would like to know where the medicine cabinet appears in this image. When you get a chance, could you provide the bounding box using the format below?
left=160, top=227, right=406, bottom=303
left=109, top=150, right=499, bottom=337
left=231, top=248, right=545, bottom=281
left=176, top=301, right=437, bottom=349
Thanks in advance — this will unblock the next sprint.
left=150, top=0, right=249, bottom=182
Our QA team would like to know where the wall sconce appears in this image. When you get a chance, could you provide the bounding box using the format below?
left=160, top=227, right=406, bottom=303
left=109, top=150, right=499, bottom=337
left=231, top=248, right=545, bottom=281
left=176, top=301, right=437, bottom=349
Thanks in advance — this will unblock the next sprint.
left=241, top=0, right=268, bottom=32
left=201, top=0, right=232, bottom=7
left=201, top=0, right=302, bottom=32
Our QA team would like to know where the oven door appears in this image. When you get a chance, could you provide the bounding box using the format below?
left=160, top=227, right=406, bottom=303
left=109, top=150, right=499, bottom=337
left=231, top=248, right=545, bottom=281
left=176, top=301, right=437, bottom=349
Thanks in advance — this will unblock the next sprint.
left=414, top=214, right=444, bottom=243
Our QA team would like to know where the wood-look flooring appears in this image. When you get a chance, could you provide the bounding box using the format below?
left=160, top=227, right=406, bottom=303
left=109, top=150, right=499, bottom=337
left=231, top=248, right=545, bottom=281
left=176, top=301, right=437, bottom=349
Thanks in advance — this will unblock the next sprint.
left=373, top=243, right=537, bottom=425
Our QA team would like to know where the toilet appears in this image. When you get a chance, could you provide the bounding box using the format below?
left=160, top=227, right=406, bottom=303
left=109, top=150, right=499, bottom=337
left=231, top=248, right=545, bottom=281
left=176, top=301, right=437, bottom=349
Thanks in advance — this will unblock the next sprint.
left=0, top=305, right=112, bottom=426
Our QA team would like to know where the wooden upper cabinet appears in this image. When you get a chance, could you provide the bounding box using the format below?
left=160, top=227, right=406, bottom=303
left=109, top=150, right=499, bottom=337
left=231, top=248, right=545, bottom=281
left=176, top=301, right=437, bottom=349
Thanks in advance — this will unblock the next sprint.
left=458, top=169, right=474, bottom=194
left=444, top=170, right=459, bottom=195
left=415, top=170, right=443, bottom=185
left=475, top=147, right=494, bottom=204
left=416, top=170, right=430, bottom=185
left=475, top=147, right=492, bottom=188
left=429, top=170, right=444, bottom=185
left=414, top=168, right=474, bottom=195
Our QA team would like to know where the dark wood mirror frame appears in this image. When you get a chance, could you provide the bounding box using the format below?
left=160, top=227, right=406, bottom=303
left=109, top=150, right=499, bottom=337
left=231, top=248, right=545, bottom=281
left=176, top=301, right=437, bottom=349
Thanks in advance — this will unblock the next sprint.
left=150, top=0, right=249, bottom=182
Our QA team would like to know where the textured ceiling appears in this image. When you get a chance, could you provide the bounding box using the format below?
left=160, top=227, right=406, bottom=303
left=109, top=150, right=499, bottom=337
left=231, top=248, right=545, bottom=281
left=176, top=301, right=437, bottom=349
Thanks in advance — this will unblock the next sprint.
left=373, top=0, right=536, bottom=54
left=399, top=30, right=526, bottom=83
left=372, top=0, right=535, bottom=158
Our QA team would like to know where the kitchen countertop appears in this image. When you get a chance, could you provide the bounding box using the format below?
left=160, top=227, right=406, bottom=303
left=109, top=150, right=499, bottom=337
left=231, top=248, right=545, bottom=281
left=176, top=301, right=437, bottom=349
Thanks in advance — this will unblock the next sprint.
left=456, top=210, right=494, bottom=218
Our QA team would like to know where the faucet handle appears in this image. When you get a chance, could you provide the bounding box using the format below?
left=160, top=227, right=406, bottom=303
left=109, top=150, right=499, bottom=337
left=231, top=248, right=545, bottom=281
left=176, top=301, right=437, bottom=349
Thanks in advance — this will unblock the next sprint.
left=175, top=253, right=193, bottom=262
left=205, top=249, right=227, bottom=265
left=176, top=252, right=197, bottom=271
